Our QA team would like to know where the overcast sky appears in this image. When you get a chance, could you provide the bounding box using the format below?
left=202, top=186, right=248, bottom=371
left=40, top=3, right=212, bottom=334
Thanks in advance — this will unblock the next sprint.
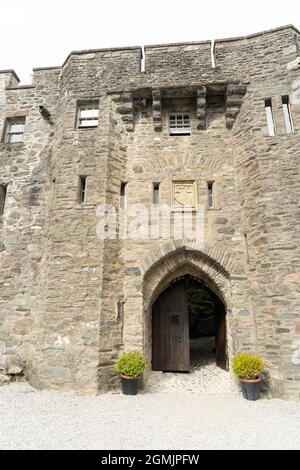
left=1, top=0, right=300, bottom=83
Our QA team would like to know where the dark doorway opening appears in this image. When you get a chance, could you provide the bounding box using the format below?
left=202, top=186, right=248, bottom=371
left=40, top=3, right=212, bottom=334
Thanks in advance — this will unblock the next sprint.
left=152, top=275, right=228, bottom=373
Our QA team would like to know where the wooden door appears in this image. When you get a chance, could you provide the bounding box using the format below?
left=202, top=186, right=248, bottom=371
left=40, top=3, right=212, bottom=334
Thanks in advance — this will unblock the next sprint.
left=215, top=300, right=228, bottom=371
left=152, top=279, right=190, bottom=372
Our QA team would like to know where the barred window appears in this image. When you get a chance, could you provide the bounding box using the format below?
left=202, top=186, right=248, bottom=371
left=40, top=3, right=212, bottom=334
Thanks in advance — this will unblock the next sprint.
left=169, top=114, right=191, bottom=135
left=77, top=103, right=99, bottom=128
left=5, top=119, right=25, bottom=143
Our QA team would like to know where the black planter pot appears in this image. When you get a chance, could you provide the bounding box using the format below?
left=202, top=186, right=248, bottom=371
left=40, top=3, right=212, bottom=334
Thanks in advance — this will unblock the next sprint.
left=121, top=375, right=140, bottom=395
left=240, top=378, right=261, bottom=401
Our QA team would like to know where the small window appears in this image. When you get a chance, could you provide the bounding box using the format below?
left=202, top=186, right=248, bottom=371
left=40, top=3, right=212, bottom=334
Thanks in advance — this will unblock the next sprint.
left=264, top=99, right=276, bottom=137
left=0, top=185, right=7, bottom=216
left=77, top=102, right=99, bottom=128
left=282, top=96, right=294, bottom=134
left=207, top=182, right=214, bottom=208
left=120, top=182, right=127, bottom=209
left=169, top=114, right=191, bottom=135
left=79, top=176, right=87, bottom=203
left=5, top=118, right=25, bottom=143
left=153, top=183, right=160, bottom=205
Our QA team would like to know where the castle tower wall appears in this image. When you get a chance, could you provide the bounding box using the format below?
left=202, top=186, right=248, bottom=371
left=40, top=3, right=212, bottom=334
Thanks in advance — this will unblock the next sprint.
left=0, top=26, right=299, bottom=399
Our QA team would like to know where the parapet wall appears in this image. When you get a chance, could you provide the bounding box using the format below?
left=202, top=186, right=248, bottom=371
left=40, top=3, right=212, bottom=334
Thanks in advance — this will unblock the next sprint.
left=2, top=25, right=299, bottom=91
left=144, top=41, right=212, bottom=81
left=215, top=25, right=300, bottom=82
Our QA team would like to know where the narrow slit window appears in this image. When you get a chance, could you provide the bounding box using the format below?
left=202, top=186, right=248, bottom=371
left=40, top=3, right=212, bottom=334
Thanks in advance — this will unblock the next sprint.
left=120, top=182, right=127, bottom=209
left=207, top=182, right=214, bottom=208
left=282, top=96, right=294, bottom=134
left=153, top=183, right=160, bottom=205
left=79, top=176, right=87, bottom=203
left=264, top=99, right=276, bottom=136
left=0, top=185, right=7, bottom=216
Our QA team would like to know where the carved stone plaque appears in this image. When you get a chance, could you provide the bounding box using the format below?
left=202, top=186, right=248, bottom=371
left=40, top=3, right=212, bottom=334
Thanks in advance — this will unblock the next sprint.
left=172, top=181, right=196, bottom=208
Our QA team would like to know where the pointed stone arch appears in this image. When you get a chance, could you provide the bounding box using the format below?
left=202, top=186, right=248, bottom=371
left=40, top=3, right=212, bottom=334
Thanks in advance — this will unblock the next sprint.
left=140, top=240, right=235, bottom=279
left=140, top=243, right=234, bottom=373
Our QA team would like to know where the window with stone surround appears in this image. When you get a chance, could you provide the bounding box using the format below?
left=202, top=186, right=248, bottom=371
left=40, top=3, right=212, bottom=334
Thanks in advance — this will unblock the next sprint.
left=264, top=99, right=276, bottom=136
left=4, top=118, right=26, bottom=143
left=169, top=113, right=191, bottom=135
left=0, top=185, right=7, bottom=216
left=282, top=96, right=294, bottom=134
left=77, top=102, right=99, bottom=128
left=172, top=181, right=196, bottom=208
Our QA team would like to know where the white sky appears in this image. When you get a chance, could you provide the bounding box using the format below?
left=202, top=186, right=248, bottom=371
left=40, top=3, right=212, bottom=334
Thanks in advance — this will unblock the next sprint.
left=1, top=0, right=300, bottom=83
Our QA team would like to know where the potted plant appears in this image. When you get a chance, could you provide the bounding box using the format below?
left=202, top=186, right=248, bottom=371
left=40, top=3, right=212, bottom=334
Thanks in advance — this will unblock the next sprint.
left=233, top=352, right=265, bottom=401
left=115, top=351, right=147, bottom=396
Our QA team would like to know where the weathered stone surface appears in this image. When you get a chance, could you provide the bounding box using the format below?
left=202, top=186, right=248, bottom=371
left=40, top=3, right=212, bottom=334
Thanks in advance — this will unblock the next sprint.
left=5, top=355, right=23, bottom=376
left=125, top=267, right=142, bottom=276
left=0, top=373, right=11, bottom=385
left=197, top=87, right=206, bottom=130
left=152, top=89, right=162, bottom=131
left=0, top=25, right=299, bottom=400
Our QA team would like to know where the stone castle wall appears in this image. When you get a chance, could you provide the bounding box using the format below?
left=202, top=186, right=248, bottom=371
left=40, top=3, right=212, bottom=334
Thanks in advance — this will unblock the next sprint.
left=0, top=25, right=299, bottom=399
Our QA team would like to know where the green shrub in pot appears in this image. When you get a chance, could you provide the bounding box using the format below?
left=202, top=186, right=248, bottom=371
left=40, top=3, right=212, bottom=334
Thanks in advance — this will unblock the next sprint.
left=233, top=352, right=265, bottom=401
left=115, top=351, right=147, bottom=395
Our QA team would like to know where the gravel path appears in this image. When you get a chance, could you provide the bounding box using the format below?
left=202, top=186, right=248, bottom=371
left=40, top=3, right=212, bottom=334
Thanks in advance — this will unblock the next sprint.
left=0, top=382, right=300, bottom=450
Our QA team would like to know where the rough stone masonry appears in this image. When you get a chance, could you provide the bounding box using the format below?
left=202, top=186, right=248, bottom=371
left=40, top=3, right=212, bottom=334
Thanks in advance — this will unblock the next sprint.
left=0, top=25, right=299, bottom=400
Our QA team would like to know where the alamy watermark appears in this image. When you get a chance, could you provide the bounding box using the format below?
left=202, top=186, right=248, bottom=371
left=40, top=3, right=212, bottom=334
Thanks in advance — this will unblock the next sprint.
left=96, top=203, right=205, bottom=242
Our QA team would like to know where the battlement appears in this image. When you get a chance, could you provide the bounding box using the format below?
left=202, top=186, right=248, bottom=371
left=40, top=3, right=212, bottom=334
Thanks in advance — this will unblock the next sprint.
left=1, top=24, right=299, bottom=88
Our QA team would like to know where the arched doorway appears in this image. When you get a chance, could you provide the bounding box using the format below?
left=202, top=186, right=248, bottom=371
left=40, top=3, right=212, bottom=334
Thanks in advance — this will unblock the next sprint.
left=152, top=275, right=228, bottom=373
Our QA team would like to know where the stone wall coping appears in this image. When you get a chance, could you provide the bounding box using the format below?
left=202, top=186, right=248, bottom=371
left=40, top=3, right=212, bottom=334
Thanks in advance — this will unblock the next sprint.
left=0, top=69, right=20, bottom=83
left=214, top=24, right=299, bottom=44
left=32, top=66, right=61, bottom=72
left=6, top=85, right=35, bottom=91
left=144, top=40, right=211, bottom=50
left=62, top=46, right=142, bottom=68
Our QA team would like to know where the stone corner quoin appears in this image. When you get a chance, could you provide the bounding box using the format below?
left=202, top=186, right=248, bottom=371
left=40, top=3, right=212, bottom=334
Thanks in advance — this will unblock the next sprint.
left=0, top=24, right=300, bottom=400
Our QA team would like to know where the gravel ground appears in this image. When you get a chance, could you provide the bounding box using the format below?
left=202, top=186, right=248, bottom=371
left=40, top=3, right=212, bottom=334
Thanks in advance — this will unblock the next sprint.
left=0, top=382, right=300, bottom=450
